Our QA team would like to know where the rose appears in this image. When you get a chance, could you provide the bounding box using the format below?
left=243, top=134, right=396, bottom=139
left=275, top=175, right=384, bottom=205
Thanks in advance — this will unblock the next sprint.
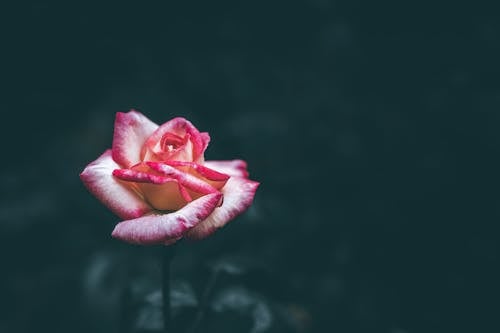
left=80, top=110, right=259, bottom=245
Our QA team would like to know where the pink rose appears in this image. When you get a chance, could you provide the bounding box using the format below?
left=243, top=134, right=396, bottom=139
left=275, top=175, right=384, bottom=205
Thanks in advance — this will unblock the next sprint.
left=80, top=111, right=259, bottom=245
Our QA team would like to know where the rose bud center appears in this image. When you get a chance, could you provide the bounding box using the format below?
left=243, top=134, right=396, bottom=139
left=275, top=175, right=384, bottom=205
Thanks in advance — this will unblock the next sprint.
left=161, top=132, right=185, bottom=152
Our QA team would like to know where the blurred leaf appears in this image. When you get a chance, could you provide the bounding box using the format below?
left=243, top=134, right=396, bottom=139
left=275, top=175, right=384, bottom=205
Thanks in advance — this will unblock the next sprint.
left=211, top=286, right=273, bottom=333
left=209, top=254, right=264, bottom=276
left=82, top=252, right=123, bottom=320
left=212, top=286, right=255, bottom=311
left=252, top=303, right=273, bottom=333
left=171, top=280, right=198, bottom=309
left=145, top=289, right=162, bottom=307
left=135, top=280, right=198, bottom=331
left=135, top=291, right=163, bottom=331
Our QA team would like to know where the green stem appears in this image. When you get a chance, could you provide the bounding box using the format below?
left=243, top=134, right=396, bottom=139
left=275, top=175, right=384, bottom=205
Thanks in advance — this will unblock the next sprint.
left=162, top=246, right=176, bottom=332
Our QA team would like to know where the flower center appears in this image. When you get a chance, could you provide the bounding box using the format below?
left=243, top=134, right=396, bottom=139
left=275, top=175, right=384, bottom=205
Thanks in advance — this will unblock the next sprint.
left=160, top=133, right=185, bottom=153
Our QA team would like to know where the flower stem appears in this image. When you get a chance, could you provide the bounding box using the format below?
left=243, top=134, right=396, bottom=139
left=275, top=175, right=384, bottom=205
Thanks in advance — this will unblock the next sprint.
left=187, top=268, right=220, bottom=333
left=162, top=246, right=176, bottom=332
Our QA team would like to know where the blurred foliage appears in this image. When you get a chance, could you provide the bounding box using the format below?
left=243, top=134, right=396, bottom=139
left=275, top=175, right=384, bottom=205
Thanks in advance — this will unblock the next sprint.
left=1, top=1, right=500, bottom=333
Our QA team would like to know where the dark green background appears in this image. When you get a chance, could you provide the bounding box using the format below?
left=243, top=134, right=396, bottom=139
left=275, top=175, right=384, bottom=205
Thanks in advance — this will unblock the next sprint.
left=1, top=2, right=499, bottom=332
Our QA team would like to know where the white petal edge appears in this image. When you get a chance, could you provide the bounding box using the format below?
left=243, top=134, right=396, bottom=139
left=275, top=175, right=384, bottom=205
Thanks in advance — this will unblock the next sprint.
left=203, top=160, right=249, bottom=178
left=111, top=192, right=223, bottom=245
left=112, top=110, right=159, bottom=168
left=185, top=177, right=259, bottom=240
left=80, top=150, right=153, bottom=220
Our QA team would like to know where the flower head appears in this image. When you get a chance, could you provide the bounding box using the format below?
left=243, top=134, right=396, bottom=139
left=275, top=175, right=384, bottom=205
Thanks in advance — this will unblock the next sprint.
left=80, top=111, right=259, bottom=245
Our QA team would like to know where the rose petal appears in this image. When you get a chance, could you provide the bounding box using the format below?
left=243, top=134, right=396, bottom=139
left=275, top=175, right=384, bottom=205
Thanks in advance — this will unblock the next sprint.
left=165, top=161, right=230, bottom=181
left=185, top=177, right=259, bottom=240
left=203, top=160, right=250, bottom=178
left=80, top=150, right=153, bottom=220
left=200, top=132, right=210, bottom=152
left=144, top=117, right=207, bottom=162
left=113, top=165, right=190, bottom=210
left=113, top=168, right=175, bottom=185
left=139, top=181, right=192, bottom=211
left=147, top=162, right=219, bottom=195
left=111, top=192, right=223, bottom=245
left=113, top=164, right=203, bottom=211
left=112, top=110, right=159, bottom=168
left=163, top=161, right=229, bottom=190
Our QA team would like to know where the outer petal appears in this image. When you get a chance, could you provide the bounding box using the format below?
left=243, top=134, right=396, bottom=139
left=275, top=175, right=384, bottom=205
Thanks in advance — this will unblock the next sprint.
left=111, top=192, right=223, bottom=245
left=203, top=160, right=250, bottom=178
left=80, top=150, right=153, bottom=220
left=112, top=110, right=159, bottom=168
left=185, top=177, right=259, bottom=240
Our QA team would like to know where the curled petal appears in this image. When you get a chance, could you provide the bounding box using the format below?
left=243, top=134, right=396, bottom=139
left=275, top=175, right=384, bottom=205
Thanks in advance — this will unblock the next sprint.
left=204, top=160, right=250, bottom=178
left=165, top=161, right=229, bottom=181
left=143, top=117, right=207, bottom=162
left=112, top=110, right=159, bottom=168
left=164, top=161, right=229, bottom=190
left=80, top=150, right=153, bottom=220
left=112, top=168, right=175, bottom=185
left=113, top=166, right=192, bottom=210
left=146, top=162, right=218, bottom=195
left=200, top=132, right=210, bottom=153
left=111, top=192, right=223, bottom=245
left=186, top=177, right=259, bottom=240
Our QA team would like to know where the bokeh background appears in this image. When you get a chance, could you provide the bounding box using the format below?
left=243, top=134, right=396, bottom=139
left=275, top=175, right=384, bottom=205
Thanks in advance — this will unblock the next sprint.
left=2, top=2, right=499, bottom=332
